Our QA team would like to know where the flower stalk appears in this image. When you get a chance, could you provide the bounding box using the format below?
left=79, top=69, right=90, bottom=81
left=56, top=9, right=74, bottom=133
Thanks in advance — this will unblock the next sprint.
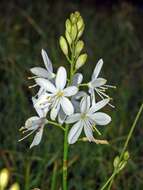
left=19, top=11, right=116, bottom=189
left=63, top=124, right=69, bottom=190
left=100, top=103, right=143, bottom=190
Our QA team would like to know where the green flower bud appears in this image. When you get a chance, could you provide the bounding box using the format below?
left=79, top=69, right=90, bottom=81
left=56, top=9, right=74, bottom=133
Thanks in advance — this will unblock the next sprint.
left=118, top=160, right=127, bottom=172
left=65, top=19, right=71, bottom=33
left=75, top=11, right=80, bottom=18
left=10, top=183, right=20, bottom=190
left=77, top=24, right=85, bottom=39
left=75, top=53, right=87, bottom=70
left=65, top=31, right=72, bottom=45
left=113, top=156, right=120, bottom=168
left=77, top=16, right=84, bottom=31
left=123, top=151, right=130, bottom=161
left=71, top=24, right=77, bottom=41
left=0, top=168, right=9, bottom=189
left=75, top=40, right=84, bottom=57
left=59, top=36, right=68, bottom=56
left=70, top=13, right=77, bottom=24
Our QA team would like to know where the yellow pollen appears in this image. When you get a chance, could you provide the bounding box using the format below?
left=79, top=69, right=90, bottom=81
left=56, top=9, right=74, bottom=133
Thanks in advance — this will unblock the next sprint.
left=57, top=91, right=64, bottom=97
left=46, top=96, right=52, bottom=101
left=80, top=113, right=87, bottom=120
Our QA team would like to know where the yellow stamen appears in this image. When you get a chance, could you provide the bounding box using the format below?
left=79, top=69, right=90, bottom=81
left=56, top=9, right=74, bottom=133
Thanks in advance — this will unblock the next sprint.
left=56, top=91, right=64, bottom=97
left=28, top=84, right=37, bottom=88
left=28, top=76, right=37, bottom=79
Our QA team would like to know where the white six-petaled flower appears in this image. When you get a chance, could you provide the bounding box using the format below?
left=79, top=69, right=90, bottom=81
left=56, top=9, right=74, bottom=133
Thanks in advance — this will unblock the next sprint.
left=20, top=48, right=114, bottom=148
left=88, top=59, right=115, bottom=107
left=30, top=49, right=55, bottom=80
left=35, top=66, right=78, bottom=120
left=66, top=96, right=111, bottom=144
left=19, top=103, right=48, bottom=148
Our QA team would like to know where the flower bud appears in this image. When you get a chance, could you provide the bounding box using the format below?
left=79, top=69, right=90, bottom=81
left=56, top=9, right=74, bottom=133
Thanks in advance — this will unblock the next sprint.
left=10, top=183, right=20, bottom=190
left=113, top=156, right=120, bottom=168
left=65, top=19, right=71, bottom=33
left=118, top=160, right=127, bottom=172
left=0, top=168, right=9, bottom=189
left=77, top=25, right=85, bottom=39
left=59, top=36, right=68, bottom=56
left=65, top=31, right=72, bottom=45
left=71, top=24, right=77, bottom=41
left=75, top=53, right=87, bottom=70
left=77, top=16, right=84, bottom=31
left=75, top=11, right=80, bottom=18
left=70, top=13, right=77, bottom=24
left=75, top=40, right=84, bottom=57
left=123, top=151, right=130, bottom=161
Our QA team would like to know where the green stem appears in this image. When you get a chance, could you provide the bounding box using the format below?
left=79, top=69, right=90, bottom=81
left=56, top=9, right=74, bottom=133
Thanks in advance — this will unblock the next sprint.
left=119, top=103, right=143, bottom=161
left=107, top=178, right=114, bottom=190
left=51, top=161, right=58, bottom=190
left=48, top=121, right=65, bottom=131
left=100, top=172, right=116, bottom=190
left=24, top=160, right=31, bottom=190
left=100, top=103, right=143, bottom=190
left=79, top=83, right=88, bottom=87
left=62, top=36, right=76, bottom=190
left=63, top=124, right=69, bottom=190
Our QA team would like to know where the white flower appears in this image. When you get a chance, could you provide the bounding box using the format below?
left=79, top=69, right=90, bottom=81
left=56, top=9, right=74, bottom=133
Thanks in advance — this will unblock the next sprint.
left=35, top=66, right=78, bottom=120
left=30, top=49, right=55, bottom=80
left=66, top=96, right=111, bottom=144
left=19, top=103, right=48, bottom=148
left=88, top=59, right=116, bottom=107
left=32, top=96, right=50, bottom=117
left=71, top=73, right=83, bottom=86
left=57, top=73, right=83, bottom=124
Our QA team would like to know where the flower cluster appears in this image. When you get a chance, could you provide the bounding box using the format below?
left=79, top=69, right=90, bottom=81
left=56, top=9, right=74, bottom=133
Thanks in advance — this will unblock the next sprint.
left=19, top=12, right=115, bottom=148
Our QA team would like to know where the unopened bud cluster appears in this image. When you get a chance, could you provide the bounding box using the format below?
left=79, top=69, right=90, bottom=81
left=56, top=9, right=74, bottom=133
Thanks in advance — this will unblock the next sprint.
left=113, top=151, right=130, bottom=173
left=59, top=11, right=87, bottom=71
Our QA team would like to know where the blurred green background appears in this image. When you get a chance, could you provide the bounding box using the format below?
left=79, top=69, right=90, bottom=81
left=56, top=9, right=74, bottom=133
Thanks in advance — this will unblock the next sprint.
left=0, top=0, right=143, bottom=189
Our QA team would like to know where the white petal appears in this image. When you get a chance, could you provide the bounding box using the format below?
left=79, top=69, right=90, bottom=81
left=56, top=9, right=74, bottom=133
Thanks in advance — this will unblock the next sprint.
left=71, top=99, right=80, bottom=113
left=41, top=49, right=53, bottom=72
left=32, top=97, right=49, bottom=117
left=90, top=78, right=107, bottom=88
left=74, top=91, right=87, bottom=100
left=32, top=97, right=44, bottom=117
left=68, top=121, right=83, bottom=144
left=36, top=87, right=45, bottom=98
left=25, top=116, right=40, bottom=130
left=58, top=109, right=67, bottom=124
left=33, top=93, right=53, bottom=113
left=64, top=86, right=78, bottom=97
left=56, top=67, right=67, bottom=90
left=84, top=120, right=94, bottom=142
left=89, top=98, right=110, bottom=113
left=66, top=113, right=80, bottom=124
left=90, top=89, right=96, bottom=106
left=50, top=102, right=60, bottom=120
left=72, top=73, right=83, bottom=86
left=30, top=127, right=44, bottom=148
left=90, top=112, right=111, bottom=125
left=35, top=78, right=56, bottom=93
left=61, top=97, right=74, bottom=115
left=92, top=59, right=103, bottom=80
left=30, top=67, right=49, bottom=78
left=80, top=96, right=90, bottom=113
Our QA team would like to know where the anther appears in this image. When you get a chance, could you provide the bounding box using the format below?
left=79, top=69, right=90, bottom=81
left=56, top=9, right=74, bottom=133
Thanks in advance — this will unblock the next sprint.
left=28, top=84, right=38, bottom=89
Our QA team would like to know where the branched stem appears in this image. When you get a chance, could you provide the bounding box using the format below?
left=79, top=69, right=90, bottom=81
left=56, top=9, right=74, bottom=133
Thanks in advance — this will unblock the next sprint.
left=100, top=103, right=143, bottom=190
left=48, top=121, right=65, bottom=131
